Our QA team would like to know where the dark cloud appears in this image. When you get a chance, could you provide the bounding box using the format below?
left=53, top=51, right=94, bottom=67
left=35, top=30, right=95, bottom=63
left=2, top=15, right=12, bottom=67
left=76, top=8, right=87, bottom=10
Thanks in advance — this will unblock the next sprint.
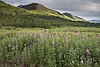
left=90, top=0, right=100, bottom=4
left=2, top=0, right=100, bottom=20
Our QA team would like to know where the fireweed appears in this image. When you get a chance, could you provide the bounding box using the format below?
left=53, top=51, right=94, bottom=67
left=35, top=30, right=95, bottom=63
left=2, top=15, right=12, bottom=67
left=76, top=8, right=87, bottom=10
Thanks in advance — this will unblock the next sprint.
left=0, top=30, right=100, bottom=67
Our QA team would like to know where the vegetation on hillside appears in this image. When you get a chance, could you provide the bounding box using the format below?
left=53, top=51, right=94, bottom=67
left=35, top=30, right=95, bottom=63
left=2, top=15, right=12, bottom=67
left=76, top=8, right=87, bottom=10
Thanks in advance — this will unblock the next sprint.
left=0, top=1, right=100, bottom=28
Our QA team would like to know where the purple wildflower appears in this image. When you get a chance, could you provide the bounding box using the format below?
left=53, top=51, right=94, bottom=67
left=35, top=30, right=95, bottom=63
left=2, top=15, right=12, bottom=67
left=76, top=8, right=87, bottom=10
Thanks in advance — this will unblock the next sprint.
left=80, top=57, right=84, bottom=64
left=46, top=31, right=49, bottom=38
left=33, top=32, right=37, bottom=39
left=40, top=33, right=43, bottom=40
left=85, top=48, right=91, bottom=56
left=77, top=32, right=81, bottom=37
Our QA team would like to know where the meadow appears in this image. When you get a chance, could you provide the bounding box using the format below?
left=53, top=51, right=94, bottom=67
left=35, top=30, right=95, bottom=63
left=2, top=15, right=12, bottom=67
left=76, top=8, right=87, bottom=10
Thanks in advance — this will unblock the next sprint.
left=0, top=26, right=100, bottom=67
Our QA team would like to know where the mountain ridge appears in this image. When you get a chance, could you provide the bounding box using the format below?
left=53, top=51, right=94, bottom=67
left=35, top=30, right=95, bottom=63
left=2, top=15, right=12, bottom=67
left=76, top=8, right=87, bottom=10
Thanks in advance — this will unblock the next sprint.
left=63, top=13, right=85, bottom=21
left=18, top=3, right=48, bottom=11
left=17, top=3, right=73, bottom=20
left=89, top=20, right=100, bottom=23
left=18, top=3, right=86, bottom=21
left=0, top=1, right=72, bottom=28
left=0, top=1, right=100, bottom=28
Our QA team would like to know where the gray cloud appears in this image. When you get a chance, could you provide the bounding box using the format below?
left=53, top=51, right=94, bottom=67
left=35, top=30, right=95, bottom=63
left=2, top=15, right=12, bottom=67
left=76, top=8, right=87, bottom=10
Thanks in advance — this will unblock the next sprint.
left=2, top=0, right=100, bottom=20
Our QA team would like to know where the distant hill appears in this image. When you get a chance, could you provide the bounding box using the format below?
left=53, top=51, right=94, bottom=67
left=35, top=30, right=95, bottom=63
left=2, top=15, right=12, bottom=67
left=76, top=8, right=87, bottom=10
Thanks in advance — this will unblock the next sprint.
left=63, top=13, right=85, bottom=21
left=18, top=3, right=72, bottom=20
left=18, top=3, right=48, bottom=11
left=0, top=1, right=100, bottom=28
left=89, top=20, right=100, bottom=23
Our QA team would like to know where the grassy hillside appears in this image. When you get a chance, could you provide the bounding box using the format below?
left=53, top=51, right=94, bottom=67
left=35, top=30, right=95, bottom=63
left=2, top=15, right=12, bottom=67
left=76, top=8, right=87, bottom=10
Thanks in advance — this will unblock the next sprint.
left=19, top=3, right=72, bottom=20
left=0, top=1, right=100, bottom=28
left=0, top=1, right=71, bottom=28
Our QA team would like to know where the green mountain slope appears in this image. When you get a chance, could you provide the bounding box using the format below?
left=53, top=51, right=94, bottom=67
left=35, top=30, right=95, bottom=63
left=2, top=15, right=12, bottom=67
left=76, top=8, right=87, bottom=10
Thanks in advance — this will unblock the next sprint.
left=18, top=3, right=72, bottom=20
left=0, top=1, right=72, bottom=28
left=0, top=1, right=99, bottom=28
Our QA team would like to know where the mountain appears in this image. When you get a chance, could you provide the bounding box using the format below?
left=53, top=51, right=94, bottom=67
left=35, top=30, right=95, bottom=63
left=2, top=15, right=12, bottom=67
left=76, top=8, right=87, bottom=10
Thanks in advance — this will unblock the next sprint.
left=0, top=1, right=99, bottom=28
left=18, top=3, right=48, bottom=11
left=0, top=1, right=72, bottom=28
left=18, top=3, right=72, bottom=20
left=63, top=13, right=85, bottom=21
left=89, top=20, right=100, bottom=23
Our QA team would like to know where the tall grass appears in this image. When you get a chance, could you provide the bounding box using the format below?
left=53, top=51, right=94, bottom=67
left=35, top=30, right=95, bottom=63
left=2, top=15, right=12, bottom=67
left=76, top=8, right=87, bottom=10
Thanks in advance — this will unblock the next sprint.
left=0, top=27, right=100, bottom=67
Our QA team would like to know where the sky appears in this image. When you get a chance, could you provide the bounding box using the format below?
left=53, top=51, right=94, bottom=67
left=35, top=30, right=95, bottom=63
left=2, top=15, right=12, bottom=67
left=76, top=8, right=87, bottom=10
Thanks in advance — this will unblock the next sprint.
left=2, top=0, right=100, bottom=20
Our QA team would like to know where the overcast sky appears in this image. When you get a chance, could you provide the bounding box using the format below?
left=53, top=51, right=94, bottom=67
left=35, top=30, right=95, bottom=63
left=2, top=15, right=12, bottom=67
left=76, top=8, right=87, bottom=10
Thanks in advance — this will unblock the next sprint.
left=2, top=0, right=100, bottom=20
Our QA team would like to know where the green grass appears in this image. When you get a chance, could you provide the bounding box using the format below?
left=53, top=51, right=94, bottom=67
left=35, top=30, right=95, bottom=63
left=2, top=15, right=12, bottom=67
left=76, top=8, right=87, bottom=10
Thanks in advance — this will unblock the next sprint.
left=0, top=26, right=100, bottom=67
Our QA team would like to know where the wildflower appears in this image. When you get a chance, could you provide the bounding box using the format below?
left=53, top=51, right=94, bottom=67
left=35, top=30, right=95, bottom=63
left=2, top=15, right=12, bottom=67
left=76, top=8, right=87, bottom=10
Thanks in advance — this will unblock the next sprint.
left=46, top=31, right=49, bottom=37
left=80, top=57, right=84, bottom=64
left=40, top=33, right=43, bottom=40
left=77, top=31, right=81, bottom=37
left=98, top=34, right=100, bottom=38
left=33, top=32, right=37, bottom=39
left=85, top=48, right=91, bottom=56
